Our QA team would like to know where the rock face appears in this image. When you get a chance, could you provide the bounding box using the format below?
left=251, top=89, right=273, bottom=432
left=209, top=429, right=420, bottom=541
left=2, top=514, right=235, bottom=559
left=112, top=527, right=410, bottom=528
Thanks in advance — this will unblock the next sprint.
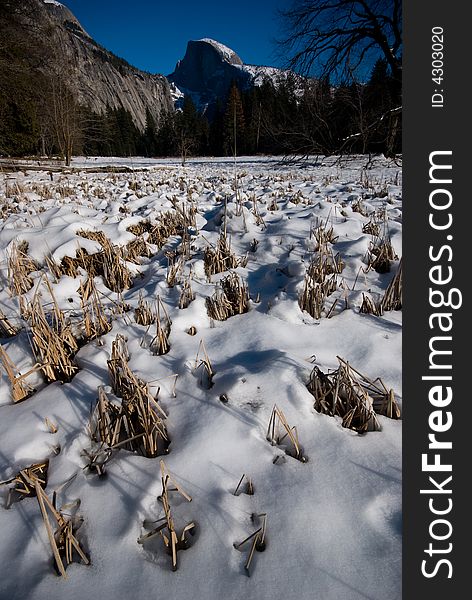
left=39, top=0, right=173, bottom=129
left=168, top=39, right=252, bottom=111
left=167, top=38, right=300, bottom=113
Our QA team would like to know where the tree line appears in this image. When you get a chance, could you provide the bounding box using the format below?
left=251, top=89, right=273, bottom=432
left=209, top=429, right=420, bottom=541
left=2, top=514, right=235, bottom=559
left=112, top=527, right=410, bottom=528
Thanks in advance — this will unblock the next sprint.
left=0, top=66, right=400, bottom=161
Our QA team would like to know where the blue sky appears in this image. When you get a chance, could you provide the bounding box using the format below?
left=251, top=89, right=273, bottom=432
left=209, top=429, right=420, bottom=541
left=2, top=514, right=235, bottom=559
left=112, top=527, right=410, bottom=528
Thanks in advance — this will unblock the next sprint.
left=61, top=0, right=287, bottom=76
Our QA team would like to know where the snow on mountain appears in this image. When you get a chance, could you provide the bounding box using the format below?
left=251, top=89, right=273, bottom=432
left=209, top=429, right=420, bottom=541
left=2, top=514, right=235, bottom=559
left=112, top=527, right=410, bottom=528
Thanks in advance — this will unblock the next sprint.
left=197, top=38, right=243, bottom=65
left=43, top=0, right=64, bottom=6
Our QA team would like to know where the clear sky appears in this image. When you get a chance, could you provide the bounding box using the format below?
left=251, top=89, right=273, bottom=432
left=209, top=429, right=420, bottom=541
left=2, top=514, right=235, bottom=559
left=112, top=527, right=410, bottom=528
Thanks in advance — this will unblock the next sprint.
left=60, top=0, right=288, bottom=76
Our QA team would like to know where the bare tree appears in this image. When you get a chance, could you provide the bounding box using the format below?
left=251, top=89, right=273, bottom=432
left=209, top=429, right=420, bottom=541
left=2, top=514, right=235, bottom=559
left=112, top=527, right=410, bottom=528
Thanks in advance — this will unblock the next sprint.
left=278, top=0, right=402, bottom=84
left=44, top=28, right=83, bottom=166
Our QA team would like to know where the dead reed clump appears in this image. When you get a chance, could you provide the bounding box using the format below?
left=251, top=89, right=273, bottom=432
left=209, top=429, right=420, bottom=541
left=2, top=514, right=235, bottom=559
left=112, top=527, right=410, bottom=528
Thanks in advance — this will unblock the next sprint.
left=299, top=248, right=341, bottom=320
left=380, top=258, right=402, bottom=311
left=1, top=460, right=48, bottom=507
left=90, top=385, right=169, bottom=459
left=0, top=345, right=40, bottom=402
left=203, top=232, right=240, bottom=279
left=134, top=291, right=156, bottom=326
left=127, top=220, right=153, bottom=236
left=29, top=295, right=79, bottom=383
left=104, top=336, right=169, bottom=457
left=166, top=251, right=184, bottom=288
left=362, top=219, right=381, bottom=236
left=178, top=276, right=195, bottom=310
left=44, top=255, right=63, bottom=283
left=34, top=481, right=89, bottom=578
left=77, top=229, right=108, bottom=245
left=359, top=293, right=382, bottom=316
left=150, top=297, right=171, bottom=356
left=266, top=405, right=306, bottom=461
left=7, top=241, right=38, bottom=296
left=146, top=208, right=191, bottom=249
left=352, top=198, right=369, bottom=216
left=138, top=460, right=195, bottom=571
left=206, top=272, right=249, bottom=321
left=0, top=308, right=18, bottom=337
left=125, top=236, right=152, bottom=263
left=99, top=236, right=134, bottom=292
left=307, top=356, right=401, bottom=433
left=310, top=219, right=338, bottom=249
left=233, top=512, right=267, bottom=576
left=79, top=279, right=112, bottom=342
left=368, top=237, right=397, bottom=274
left=59, top=235, right=134, bottom=293
left=366, top=210, right=398, bottom=274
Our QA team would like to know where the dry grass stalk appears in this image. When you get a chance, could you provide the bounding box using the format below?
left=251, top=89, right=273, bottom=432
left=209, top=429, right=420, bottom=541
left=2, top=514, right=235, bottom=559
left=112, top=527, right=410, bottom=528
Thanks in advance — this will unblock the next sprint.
left=138, top=460, right=194, bottom=571
left=194, top=340, right=214, bottom=389
left=299, top=271, right=338, bottom=320
left=134, top=291, right=156, bottom=326
left=150, top=297, right=171, bottom=355
left=366, top=211, right=397, bottom=274
left=251, top=197, right=266, bottom=228
left=7, top=241, right=37, bottom=296
left=203, top=232, right=239, bottom=279
left=29, top=295, right=78, bottom=383
left=44, top=255, right=63, bottom=282
left=380, top=258, right=402, bottom=311
left=307, top=247, right=344, bottom=283
left=233, top=513, right=267, bottom=576
left=307, top=356, right=400, bottom=433
left=299, top=245, right=343, bottom=319
left=310, top=218, right=338, bottom=249
left=1, top=461, right=48, bottom=507
left=266, top=405, right=305, bottom=461
left=166, top=251, right=184, bottom=287
left=34, top=479, right=89, bottom=578
left=233, top=474, right=254, bottom=496
left=45, top=417, right=58, bottom=433
left=178, top=276, right=195, bottom=309
left=127, top=220, right=153, bottom=236
left=0, top=308, right=18, bottom=337
left=360, top=293, right=381, bottom=316
left=79, top=280, right=111, bottom=341
left=362, top=219, right=381, bottom=236
left=206, top=272, right=249, bottom=321
left=99, top=236, right=133, bottom=292
left=0, top=345, right=40, bottom=402
left=352, top=198, right=369, bottom=216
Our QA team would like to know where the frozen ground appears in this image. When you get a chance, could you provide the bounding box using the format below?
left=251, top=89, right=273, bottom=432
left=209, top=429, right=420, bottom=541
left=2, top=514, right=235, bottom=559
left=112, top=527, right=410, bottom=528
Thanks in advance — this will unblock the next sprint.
left=0, top=155, right=402, bottom=600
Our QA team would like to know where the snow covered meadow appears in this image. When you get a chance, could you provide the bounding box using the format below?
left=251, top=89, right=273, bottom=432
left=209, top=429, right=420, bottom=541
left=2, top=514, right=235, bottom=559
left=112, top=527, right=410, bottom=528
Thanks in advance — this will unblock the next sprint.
left=0, top=155, right=402, bottom=600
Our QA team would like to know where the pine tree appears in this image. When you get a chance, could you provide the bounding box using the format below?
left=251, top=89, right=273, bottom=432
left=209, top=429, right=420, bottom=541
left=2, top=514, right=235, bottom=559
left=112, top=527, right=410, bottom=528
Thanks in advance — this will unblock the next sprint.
left=142, top=108, right=158, bottom=156
left=223, top=83, right=246, bottom=156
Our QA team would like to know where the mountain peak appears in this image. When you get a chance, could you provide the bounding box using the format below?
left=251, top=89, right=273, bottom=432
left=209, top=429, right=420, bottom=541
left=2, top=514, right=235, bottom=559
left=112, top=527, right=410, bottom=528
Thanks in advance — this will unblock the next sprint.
left=197, top=38, right=243, bottom=66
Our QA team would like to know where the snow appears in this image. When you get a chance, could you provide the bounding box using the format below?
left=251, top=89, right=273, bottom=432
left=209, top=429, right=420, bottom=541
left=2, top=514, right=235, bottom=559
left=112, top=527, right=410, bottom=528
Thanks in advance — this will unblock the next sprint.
left=198, top=38, right=241, bottom=63
left=43, top=0, right=64, bottom=7
left=0, top=155, right=401, bottom=600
